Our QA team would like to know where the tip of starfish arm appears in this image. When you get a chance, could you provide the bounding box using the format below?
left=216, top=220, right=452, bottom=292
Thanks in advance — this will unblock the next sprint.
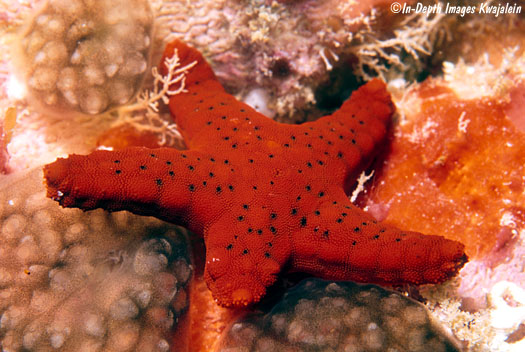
left=448, top=249, right=469, bottom=276
left=445, top=239, right=468, bottom=269
left=212, top=288, right=264, bottom=308
left=161, top=39, right=217, bottom=86
left=365, top=78, right=387, bottom=92
left=419, top=240, right=468, bottom=284
left=231, top=288, right=256, bottom=306
left=205, top=257, right=270, bottom=307
left=43, top=158, right=69, bottom=200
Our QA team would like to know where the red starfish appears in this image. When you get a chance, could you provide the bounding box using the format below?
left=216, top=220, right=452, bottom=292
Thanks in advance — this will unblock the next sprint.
left=44, top=40, right=467, bottom=307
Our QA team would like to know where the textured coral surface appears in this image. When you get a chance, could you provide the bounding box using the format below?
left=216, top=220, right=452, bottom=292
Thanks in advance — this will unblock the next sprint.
left=154, top=0, right=421, bottom=119
left=16, top=0, right=154, bottom=115
left=0, top=168, right=192, bottom=351
left=218, top=278, right=462, bottom=351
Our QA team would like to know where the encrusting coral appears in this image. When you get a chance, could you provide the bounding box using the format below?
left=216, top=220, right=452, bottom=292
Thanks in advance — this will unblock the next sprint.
left=43, top=40, right=467, bottom=308
left=218, top=278, right=463, bottom=351
left=0, top=168, right=192, bottom=351
left=15, top=0, right=154, bottom=115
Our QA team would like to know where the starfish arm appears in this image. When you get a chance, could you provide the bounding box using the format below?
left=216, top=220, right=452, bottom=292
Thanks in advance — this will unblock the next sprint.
left=300, top=79, right=395, bottom=191
left=290, top=191, right=467, bottom=286
left=202, top=214, right=292, bottom=307
left=326, top=79, right=394, bottom=188
left=160, top=40, right=280, bottom=149
left=44, top=147, right=220, bottom=230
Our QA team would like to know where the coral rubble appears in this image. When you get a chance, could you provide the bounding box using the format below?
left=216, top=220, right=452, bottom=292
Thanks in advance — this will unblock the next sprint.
left=218, top=278, right=462, bottom=351
left=0, top=168, right=192, bottom=351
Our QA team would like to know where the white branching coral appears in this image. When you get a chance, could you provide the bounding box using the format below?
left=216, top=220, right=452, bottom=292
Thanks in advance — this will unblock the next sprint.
left=319, top=47, right=340, bottom=71
left=136, top=53, right=198, bottom=113
left=113, top=50, right=197, bottom=145
left=350, top=170, right=375, bottom=203
left=428, top=298, right=495, bottom=352
left=420, top=280, right=496, bottom=352
left=421, top=278, right=525, bottom=352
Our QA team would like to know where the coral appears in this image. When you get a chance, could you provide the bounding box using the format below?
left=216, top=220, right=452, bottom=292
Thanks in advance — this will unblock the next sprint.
left=456, top=218, right=525, bottom=314
left=422, top=283, right=496, bottom=352
left=15, top=0, right=154, bottom=115
left=433, top=4, right=525, bottom=70
left=0, top=168, right=193, bottom=351
left=43, top=40, right=466, bottom=308
left=358, top=43, right=525, bottom=351
left=0, top=0, right=444, bottom=171
left=442, top=47, right=525, bottom=101
left=421, top=278, right=525, bottom=352
left=2, top=49, right=195, bottom=171
left=125, top=52, right=197, bottom=115
left=488, top=281, right=525, bottom=351
left=489, top=281, right=525, bottom=331
left=218, top=278, right=462, bottom=351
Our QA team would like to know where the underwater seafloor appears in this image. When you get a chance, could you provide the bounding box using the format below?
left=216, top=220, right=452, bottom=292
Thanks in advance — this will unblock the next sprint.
left=1, top=0, right=524, bottom=351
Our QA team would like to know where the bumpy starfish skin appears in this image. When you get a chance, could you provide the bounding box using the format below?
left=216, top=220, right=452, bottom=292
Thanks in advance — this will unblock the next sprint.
left=44, top=40, right=467, bottom=307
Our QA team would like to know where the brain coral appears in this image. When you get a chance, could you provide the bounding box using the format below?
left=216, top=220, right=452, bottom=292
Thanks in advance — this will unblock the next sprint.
left=0, top=168, right=192, bottom=351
